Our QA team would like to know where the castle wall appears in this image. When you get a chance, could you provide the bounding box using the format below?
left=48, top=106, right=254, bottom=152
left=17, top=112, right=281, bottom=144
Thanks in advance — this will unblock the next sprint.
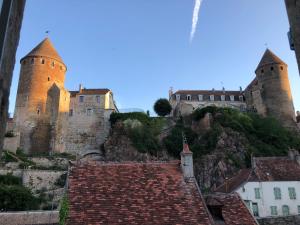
left=64, top=94, right=113, bottom=156
left=244, top=79, right=266, bottom=115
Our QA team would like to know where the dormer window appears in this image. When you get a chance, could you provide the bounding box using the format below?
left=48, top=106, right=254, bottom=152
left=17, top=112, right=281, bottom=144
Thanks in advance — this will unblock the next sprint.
left=221, top=95, right=225, bottom=101
left=210, top=95, right=214, bottom=101
left=176, top=94, right=180, bottom=101
left=79, top=96, right=84, bottom=103
left=198, top=95, right=203, bottom=101
left=230, top=95, right=235, bottom=101
left=186, top=95, right=191, bottom=101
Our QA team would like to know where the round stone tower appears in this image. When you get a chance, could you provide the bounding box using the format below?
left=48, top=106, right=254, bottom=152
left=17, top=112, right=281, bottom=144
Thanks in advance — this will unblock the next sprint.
left=14, top=38, right=67, bottom=153
left=255, top=49, right=296, bottom=128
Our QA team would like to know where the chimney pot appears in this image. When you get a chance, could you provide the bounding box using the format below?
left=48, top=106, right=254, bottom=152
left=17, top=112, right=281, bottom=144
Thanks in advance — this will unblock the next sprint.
left=181, top=143, right=194, bottom=179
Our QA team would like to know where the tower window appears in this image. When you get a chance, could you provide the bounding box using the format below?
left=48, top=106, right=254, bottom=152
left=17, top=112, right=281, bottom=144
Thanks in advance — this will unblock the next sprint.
left=37, top=109, right=40, bottom=115
left=51, top=61, right=55, bottom=68
left=41, top=59, right=45, bottom=64
left=23, top=60, right=26, bottom=65
left=280, top=66, right=284, bottom=70
left=48, top=77, right=50, bottom=81
left=270, top=67, right=274, bottom=71
left=261, top=69, right=264, bottom=74
left=60, top=66, right=63, bottom=70
left=31, top=58, right=34, bottom=64
left=69, top=109, right=73, bottom=116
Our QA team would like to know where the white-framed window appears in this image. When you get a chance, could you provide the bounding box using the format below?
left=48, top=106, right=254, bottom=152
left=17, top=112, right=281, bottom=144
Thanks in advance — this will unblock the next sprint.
left=87, top=108, right=93, bottom=116
left=254, top=188, right=261, bottom=199
left=230, top=95, right=235, bottom=101
left=274, top=187, right=281, bottom=200
left=288, top=187, right=296, bottom=200
left=210, top=95, right=214, bottom=101
left=186, top=95, right=191, bottom=101
left=239, top=95, right=244, bottom=102
left=79, top=96, right=84, bottom=103
left=221, top=95, right=225, bottom=101
left=96, top=96, right=101, bottom=103
left=282, top=205, right=290, bottom=216
left=270, top=206, right=278, bottom=216
left=198, top=95, right=203, bottom=101
left=176, top=94, right=180, bottom=101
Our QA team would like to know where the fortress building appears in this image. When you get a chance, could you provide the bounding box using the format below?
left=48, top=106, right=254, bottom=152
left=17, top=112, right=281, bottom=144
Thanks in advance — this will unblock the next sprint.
left=171, top=49, right=297, bottom=129
left=7, top=38, right=118, bottom=155
left=285, top=0, right=300, bottom=75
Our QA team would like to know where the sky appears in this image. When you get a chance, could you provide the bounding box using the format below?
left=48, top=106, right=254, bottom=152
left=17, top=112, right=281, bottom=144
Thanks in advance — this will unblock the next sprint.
left=8, top=0, right=300, bottom=115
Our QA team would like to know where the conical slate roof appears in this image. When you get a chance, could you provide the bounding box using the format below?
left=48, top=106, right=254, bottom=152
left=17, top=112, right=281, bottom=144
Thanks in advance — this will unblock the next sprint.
left=256, top=49, right=287, bottom=70
left=21, top=38, right=64, bottom=64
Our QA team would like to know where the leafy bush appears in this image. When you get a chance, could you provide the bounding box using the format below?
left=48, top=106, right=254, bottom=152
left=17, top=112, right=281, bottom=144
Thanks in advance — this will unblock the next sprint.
left=0, top=185, right=39, bottom=211
left=153, top=98, right=172, bottom=117
left=110, top=112, right=150, bottom=126
left=59, top=195, right=69, bottom=225
left=192, top=106, right=219, bottom=121
left=0, top=173, right=22, bottom=186
left=1, top=151, right=18, bottom=163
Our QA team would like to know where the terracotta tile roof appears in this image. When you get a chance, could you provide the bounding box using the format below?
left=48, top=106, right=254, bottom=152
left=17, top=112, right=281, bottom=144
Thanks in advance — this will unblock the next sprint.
left=70, top=88, right=111, bottom=97
left=256, top=49, right=287, bottom=70
left=205, top=193, right=258, bottom=225
left=253, top=157, right=300, bottom=181
left=67, top=161, right=214, bottom=225
left=174, top=90, right=243, bottom=96
left=214, top=169, right=256, bottom=193
left=21, top=38, right=64, bottom=64
left=215, top=155, right=300, bottom=193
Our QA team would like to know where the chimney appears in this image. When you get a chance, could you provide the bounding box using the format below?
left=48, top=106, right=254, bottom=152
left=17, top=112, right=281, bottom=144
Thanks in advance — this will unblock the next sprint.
left=222, top=87, right=225, bottom=93
left=181, top=135, right=194, bottom=179
left=239, top=86, right=243, bottom=93
left=79, top=84, right=83, bottom=93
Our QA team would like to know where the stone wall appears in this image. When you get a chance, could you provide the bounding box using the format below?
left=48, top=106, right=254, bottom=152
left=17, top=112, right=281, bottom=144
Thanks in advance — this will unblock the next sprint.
left=0, top=0, right=26, bottom=153
left=257, top=215, right=300, bottom=225
left=3, top=133, right=20, bottom=153
left=0, top=210, right=59, bottom=225
left=65, top=94, right=113, bottom=156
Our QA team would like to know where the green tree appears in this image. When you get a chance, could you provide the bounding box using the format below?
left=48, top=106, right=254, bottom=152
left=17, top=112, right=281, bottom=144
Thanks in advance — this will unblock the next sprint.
left=153, top=98, right=172, bottom=117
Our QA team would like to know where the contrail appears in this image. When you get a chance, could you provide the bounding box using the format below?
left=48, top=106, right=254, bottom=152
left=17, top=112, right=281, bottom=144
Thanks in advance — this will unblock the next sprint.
left=190, top=0, right=203, bottom=42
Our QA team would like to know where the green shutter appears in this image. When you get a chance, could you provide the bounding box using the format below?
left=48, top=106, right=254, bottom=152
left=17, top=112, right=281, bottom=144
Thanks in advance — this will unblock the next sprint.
left=270, top=206, right=277, bottom=216
left=288, top=187, right=296, bottom=200
left=282, top=205, right=289, bottom=216
left=255, top=188, right=261, bottom=199
left=274, top=187, right=281, bottom=200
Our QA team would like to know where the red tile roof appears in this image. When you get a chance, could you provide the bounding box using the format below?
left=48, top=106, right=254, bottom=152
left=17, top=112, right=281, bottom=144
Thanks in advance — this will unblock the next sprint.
left=205, top=193, right=258, bottom=225
left=215, top=155, right=300, bottom=193
left=67, top=161, right=214, bottom=225
left=70, top=88, right=111, bottom=97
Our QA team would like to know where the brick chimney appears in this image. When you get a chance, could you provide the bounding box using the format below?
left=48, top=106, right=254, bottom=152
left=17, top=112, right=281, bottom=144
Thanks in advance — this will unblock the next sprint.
left=79, top=84, right=83, bottom=93
left=181, top=138, right=194, bottom=179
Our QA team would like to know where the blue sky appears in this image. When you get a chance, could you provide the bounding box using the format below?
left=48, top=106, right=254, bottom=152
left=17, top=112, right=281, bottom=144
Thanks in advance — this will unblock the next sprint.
left=9, top=0, right=300, bottom=114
